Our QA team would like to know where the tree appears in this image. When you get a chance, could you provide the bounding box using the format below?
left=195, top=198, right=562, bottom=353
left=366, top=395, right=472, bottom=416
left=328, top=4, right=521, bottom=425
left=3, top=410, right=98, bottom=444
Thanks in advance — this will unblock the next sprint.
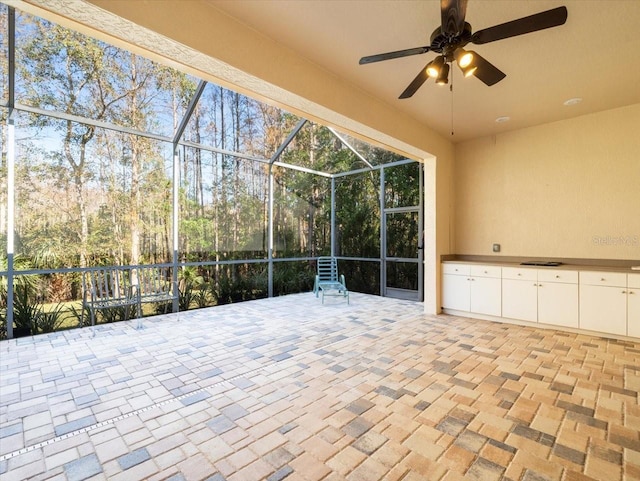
left=18, top=17, right=130, bottom=266
left=16, top=14, right=184, bottom=267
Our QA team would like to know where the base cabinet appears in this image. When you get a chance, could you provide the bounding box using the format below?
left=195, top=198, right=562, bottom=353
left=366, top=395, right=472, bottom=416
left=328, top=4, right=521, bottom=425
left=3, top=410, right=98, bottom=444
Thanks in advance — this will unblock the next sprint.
left=537, top=283, right=578, bottom=328
left=537, top=270, right=578, bottom=328
left=579, top=284, right=627, bottom=336
left=442, top=264, right=501, bottom=315
left=442, top=263, right=637, bottom=339
left=442, top=264, right=471, bottom=311
left=502, top=279, right=537, bottom=322
left=579, top=272, right=628, bottom=336
left=442, top=274, right=471, bottom=311
left=502, top=267, right=537, bottom=322
left=470, top=276, right=502, bottom=316
left=469, top=265, right=502, bottom=316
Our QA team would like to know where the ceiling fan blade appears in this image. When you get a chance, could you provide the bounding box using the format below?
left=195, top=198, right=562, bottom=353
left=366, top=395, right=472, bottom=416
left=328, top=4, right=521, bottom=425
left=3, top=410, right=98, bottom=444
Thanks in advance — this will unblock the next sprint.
left=359, top=46, right=431, bottom=65
left=471, top=6, right=568, bottom=45
left=399, top=64, right=430, bottom=99
left=471, top=52, right=506, bottom=86
left=441, top=0, right=468, bottom=36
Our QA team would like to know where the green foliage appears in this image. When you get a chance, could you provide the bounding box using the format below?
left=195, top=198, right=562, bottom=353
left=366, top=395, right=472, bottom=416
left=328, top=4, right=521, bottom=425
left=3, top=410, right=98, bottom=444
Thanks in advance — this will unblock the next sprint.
left=36, top=302, right=66, bottom=333
left=193, top=287, right=211, bottom=309
left=12, top=284, right=39, bottom=334
left=0, top=308, right=6, bottom=340
left=336, top=171, right=381, bottom=258
left=69, top=303, right=92, bottom=327
left=153, top=300, right=173, bottom=315
left=385, top=162, right=420, bottom=208
left=0, top=256, right=38, bottom=297
left=339, top=260, right=380, bottom=295
left=273, top=262, right=315, bottom=296
left=178, top=282, right=196, bottom=311
left=205, top=265, right=268, bottom=306
left=99, top=305, right=136, bottom=324
left=0, top=282, right=7, bottom=340
left=6, top=283, right=69, bottom=336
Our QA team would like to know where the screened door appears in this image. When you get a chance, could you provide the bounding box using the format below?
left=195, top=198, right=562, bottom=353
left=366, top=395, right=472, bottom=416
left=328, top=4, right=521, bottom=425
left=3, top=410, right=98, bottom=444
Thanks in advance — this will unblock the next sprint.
left=381, top=163, right=423, bottom=301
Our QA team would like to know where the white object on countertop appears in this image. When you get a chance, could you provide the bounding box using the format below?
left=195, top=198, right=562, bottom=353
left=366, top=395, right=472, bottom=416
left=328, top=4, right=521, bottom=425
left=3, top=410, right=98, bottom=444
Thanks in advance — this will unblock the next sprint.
left=632, top=266, right=640, bottom=270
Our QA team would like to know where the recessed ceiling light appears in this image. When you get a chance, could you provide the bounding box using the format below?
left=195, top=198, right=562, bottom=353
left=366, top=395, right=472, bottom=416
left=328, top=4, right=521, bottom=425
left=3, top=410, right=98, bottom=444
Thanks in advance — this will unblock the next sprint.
left=563, top=97, right=582, bottom=106
left=495, top=116, right=510, bottom=123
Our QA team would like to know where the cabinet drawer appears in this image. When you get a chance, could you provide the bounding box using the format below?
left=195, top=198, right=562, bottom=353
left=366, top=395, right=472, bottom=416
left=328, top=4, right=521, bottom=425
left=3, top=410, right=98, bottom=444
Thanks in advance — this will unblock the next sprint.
left=579, top=271, right=626, bottom=287
left=537, top=269, right=578, bottom=284
left=629, top=274, right=640, bottom=289
left=442, top=263, right=471, bottom=275
left=502, top=267, right=537, bottom=281
left=470, top=265, right=501, bottom=278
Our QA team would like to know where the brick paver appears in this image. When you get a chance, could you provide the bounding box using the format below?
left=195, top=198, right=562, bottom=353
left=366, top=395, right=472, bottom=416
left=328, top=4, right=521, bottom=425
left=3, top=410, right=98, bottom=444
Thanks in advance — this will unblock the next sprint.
left=1, top=292, right=639, bottom=480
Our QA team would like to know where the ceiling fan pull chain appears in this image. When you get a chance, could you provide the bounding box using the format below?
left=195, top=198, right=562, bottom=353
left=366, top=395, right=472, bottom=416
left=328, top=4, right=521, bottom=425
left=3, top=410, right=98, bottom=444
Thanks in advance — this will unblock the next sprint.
left=450, top=70, right=454, bottom=136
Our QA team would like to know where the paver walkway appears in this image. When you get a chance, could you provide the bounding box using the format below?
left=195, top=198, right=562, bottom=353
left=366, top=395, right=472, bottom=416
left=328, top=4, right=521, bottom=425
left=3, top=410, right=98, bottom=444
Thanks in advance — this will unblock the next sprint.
left=0, top=292, right=639, bottom=480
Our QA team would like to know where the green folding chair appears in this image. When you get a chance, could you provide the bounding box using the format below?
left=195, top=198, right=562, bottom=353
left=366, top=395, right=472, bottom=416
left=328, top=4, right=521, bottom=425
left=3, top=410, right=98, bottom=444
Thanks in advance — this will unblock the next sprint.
left=313, top=257, right=349, bottom=304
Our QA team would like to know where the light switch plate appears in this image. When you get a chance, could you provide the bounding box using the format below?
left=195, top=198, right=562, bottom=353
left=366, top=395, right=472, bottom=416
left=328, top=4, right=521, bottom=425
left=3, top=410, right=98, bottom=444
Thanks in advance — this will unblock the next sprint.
left=492, top=243, right=501, bottom=253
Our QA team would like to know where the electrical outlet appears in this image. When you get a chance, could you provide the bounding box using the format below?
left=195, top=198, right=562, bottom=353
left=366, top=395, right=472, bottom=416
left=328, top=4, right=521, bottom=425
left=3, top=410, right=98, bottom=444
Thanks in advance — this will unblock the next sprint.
left=492, top=243, right=501, bottom=253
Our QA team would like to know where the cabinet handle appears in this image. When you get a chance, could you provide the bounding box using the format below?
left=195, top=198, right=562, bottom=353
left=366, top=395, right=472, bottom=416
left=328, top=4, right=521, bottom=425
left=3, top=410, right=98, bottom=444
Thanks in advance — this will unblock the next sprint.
left=538, top=284, right=543, bottom=287
left=630, top=291, right=635, bottom=294
left=484, top=270, right=488, bottom=274
left=517, top=273, right=522, bottom=276
left=601, top=278, right=606, bottom=281
left=622, top=290, right=626, bottom=294
left=555, top=275, right=560, bottom=279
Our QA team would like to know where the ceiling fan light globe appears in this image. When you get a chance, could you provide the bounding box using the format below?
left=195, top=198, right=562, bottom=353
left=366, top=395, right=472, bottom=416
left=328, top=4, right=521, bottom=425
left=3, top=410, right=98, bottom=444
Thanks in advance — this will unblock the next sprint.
left=426, top=61, right=439, bottom=78
left=427, top=55, right=446, bottom=78
left=456, top=49, right=474, bottom=68
left=436, top=62, right=450, bottom=85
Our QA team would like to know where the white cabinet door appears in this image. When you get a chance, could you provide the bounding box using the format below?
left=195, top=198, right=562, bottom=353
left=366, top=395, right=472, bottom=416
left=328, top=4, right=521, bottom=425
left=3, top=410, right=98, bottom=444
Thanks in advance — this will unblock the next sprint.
left=502, top=278, right=537, bottom=322
left=470, top=277, right=501, bottom=316
left=538, top=281, right=578, bottom=328
left=579, top=284, right=627, bottom=336
left=442, top=274, right=470, bottom=311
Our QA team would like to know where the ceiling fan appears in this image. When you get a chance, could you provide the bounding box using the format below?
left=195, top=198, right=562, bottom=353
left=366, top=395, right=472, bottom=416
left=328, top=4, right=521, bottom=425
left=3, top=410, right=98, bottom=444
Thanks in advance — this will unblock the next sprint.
left=359, top=0, right=568, bottom=99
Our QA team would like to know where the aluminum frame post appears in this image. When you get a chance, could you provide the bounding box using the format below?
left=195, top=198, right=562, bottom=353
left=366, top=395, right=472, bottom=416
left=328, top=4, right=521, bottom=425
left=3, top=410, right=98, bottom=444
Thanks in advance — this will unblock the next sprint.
left=330, top=177, right=336, bottom=257
left=5, top=7, right=16, bottom=338
left=269, top=119, right=307, bottom=164
left=379, top=167, right=385, bottom=297
left=171, top=146, right=180, bottom=314
left=267, top=165, right=274, bottom=297
left=327, top=127, right=373, bottom=169
left=5, top=119, right=15, bottom=339
left=170, top=80, right=206, bottom=314
left=418, top=162, right=424, bottom=302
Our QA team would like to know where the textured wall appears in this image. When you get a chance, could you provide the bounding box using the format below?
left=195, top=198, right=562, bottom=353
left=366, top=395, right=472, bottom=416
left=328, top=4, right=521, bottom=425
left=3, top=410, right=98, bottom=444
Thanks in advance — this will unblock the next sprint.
left=455, top=103, right=640, bottom=260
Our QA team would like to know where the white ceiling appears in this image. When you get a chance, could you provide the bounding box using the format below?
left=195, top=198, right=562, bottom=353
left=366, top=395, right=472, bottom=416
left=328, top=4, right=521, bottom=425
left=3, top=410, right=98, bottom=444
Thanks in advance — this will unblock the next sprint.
left=209, top=0, right=640, bottom=143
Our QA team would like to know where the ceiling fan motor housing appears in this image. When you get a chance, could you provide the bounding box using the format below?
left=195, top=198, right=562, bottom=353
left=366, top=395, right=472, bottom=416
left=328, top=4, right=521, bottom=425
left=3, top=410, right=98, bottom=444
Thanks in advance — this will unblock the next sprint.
left=429, top=22, right=473, bottom=60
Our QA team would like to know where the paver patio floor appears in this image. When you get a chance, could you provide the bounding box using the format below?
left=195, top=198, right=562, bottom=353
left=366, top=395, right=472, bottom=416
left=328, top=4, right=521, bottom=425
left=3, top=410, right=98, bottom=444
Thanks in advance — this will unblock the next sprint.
left=1, top=292, right=639, bottom=480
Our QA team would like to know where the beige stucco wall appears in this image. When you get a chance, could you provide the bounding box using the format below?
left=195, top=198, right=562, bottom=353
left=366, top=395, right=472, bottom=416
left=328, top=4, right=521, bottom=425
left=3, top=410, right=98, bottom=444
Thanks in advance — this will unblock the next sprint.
left=455, top=103, right=640, bottom=260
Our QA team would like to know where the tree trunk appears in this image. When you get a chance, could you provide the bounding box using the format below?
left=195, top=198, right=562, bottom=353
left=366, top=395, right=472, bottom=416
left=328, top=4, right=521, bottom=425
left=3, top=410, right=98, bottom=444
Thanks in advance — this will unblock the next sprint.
left=64, top=120, right=91, bottom=267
